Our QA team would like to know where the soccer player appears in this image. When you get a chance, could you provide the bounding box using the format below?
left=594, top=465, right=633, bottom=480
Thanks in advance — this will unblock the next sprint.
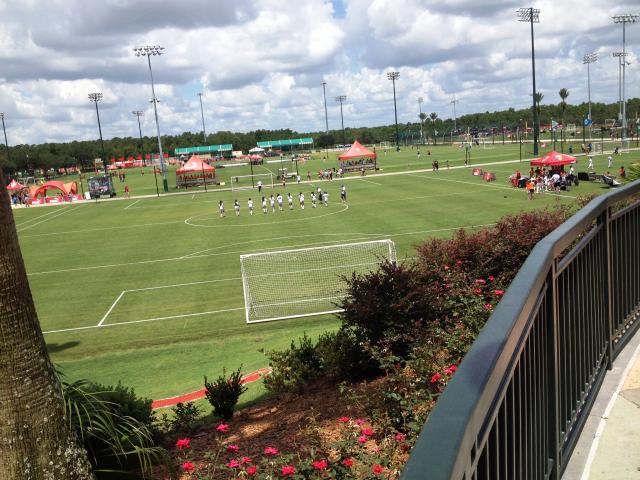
left=323, top=191, right=329, bottom=207
left=317, top=186, right=322, bottom=201
left=288, top=192, right=293, bottom=210
left=277, top=193, right=283, bottom=211
left=588, top=156, right=594, bottom=170
left=234, top=200, right=240, bottom=216
left=219, top=200, right=225, bottom=218
left=261, top=196, right=267, bottom=214
left=608, top=155, right=613, bottom=168
left=269, top=194, right=275, bottom=213
left=340, top=185, right=347, bottom=203
left=299, top=192, right=305, bottom=209
left=257, top=180, right=263, bottom=193
left=311, top=191, right=317, bottom=208
left=247, top=198, right=254, bottom=215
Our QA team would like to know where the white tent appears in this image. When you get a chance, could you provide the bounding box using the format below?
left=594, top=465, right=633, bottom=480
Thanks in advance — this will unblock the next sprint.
left=249, top=147, right=265, bottom=153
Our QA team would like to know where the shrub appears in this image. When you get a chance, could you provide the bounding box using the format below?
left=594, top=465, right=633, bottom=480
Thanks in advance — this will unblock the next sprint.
left=204, top=366, right=247, bottom=420
left=264, top=333, right=322, bottom=392
left=316, top=329, right=380, bottom=381
left=86, top=380, right=155, bottom=430
left=171, top=402, right=202, bottom=434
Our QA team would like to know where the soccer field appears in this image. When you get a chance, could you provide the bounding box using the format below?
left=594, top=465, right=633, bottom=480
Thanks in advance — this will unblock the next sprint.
left=13, top=145, right=619, bottom=402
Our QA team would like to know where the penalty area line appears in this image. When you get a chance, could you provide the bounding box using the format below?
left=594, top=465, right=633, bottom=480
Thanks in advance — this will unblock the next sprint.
left=98, top=290, right=126, bottom=326
left=124, top=199, right=141, bottom=210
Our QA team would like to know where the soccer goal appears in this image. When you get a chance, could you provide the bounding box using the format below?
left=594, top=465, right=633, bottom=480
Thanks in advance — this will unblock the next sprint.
left=231, top=173, right=274, bottom=192
left=240, top=239, right=397, bottom=323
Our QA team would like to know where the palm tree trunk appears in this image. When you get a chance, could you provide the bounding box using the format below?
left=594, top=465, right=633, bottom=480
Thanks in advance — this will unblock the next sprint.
left=0, top=169, right=93, bottom=479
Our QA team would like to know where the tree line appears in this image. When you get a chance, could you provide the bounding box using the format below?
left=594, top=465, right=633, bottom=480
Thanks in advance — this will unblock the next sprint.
left=1, top=98, right=637, bottom=175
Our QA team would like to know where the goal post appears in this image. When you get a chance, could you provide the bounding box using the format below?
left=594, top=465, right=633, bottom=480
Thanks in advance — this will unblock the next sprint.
left=240, top=239, right=397, bottom=324
left=231, top=173, right=274, bottom=192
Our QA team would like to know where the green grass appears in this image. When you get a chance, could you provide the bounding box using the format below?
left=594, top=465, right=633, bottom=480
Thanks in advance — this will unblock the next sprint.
left=14, top=143, right=632, bottom=407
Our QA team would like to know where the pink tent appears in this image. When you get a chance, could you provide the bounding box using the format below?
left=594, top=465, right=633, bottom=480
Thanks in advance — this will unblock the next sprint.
left=6, top=179, right=25, bottom=191
left=338, top=140, right=377, bottom=160
left=530, top=151, right=576, bottom=167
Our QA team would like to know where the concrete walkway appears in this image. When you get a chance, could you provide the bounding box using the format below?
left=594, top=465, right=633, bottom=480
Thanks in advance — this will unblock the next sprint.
left=563, top=329, right=640, bottom=479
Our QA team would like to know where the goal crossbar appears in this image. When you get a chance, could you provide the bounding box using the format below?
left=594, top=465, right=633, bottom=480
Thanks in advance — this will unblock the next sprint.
left=231, top=173, right=274, bottom=191
left=240, top=239, right=397, bottom=324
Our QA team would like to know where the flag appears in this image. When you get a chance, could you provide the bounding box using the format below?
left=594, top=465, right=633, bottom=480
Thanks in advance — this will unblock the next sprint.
left=551, top=120, right=558, bottom=131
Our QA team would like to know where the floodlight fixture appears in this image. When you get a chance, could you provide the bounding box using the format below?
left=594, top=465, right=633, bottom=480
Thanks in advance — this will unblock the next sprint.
left=387, top=72, right=400, bottom=151
left=88, top=93, right=107, bottom=175
left=517, top=7, right=541, bottom=155
left=517, top=7, right=540, bottom=22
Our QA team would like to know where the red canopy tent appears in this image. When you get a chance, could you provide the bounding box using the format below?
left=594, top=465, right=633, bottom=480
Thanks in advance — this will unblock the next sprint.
left=175, top=155, right=216, bottom=188
left=31, top=181, right=77, bottom=198
left=338, top=140, right=377, bottom=172
left=530, top=151, right=576, bottom=167
left=6, top=179, right=25, bottom=191
left=338, top=140, right=377, bottom=160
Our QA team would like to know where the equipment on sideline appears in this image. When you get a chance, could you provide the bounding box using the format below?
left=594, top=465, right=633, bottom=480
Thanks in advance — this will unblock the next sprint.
left=240, top=239, right=397, bottom=323
left=231, top=173, right=274, bottom=191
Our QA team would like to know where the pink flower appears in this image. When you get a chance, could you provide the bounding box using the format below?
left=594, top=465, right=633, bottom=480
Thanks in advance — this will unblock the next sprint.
left=455, top=260, right=463, bottom=266
left=338, top=416, right=350, bottom=423
left=226, top=444, right=239, bottom=453
left=444, top=364, right=458, bottom=375
left=395, top=433, right=407, bottom=442
left=240, top=456, right=252, bottom=465
left=312, top=459, right=328, bottom=470
left=488, top=275, right=495, bottom=282
left=246, top=465, right=257, bottom=475
left=281, top=465, right=296, bottom=475
left=227, top=459, right=241, bottom=469
left=355, top=418, right=366, bottom=426
left=430, top=373, right=442, bottom=383
left=473, top=288, right=482, bottom=295
left=494, top=289, right=505, bottom=297
left=175, top=438, right=191, bottom=449
left=263, top=446, right=279, bottom=456
left=357, top=435, right=368, bottom=444
left=362, top=427, right=375, bottom=437
left=342, top=458, right=354, bottom=468
left=181, top=462, right=195, bottom=472
left=444, top=265, right=450, bottom=270
left=372, top=445, right=382, bottom=454
left=216, top=423, right=230, bottom=433
left=475, top=278, right=486, bottom=284
left=373, top=464, right=384, bottom=475
left=484, top=303, right=493, bottom=310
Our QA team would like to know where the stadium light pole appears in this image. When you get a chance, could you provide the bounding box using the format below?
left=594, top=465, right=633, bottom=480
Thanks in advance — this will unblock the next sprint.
left=322, top=82, right=329, bottom=133
left=418, top=97, right=424, bottom=144
left=133, top=110, right=159, bottom=197
left=134, top=45, right=168, bottom=192
left=197, top=92, right=207, bottom=144
left=582, top=52, right=597, bottom=121
left=518, top=7, right=541, bottom=156
left=387, top=71, right=401, bottom=152
left=450, top=97, right=459, bottom=133
left=613, top=14, right=638, bottom=139
left=612, top=52, right=626, bottom=124
left=88, top=93, right=107, bottom=176
left=335, top=95, right=347, bottom=146
left=0, top=113, right=9, bottom=163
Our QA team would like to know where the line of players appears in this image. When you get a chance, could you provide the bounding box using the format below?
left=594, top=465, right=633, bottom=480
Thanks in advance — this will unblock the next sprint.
left=218, top=185, right=347, bottom=217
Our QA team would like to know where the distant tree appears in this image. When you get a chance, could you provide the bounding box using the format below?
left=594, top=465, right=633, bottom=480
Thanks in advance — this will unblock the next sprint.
left=419, top=112, right=427, bottom=143
left=559, top=88, right=570, bottom=125
left=429, top=112, right=438, bottom=144
left=534, top=92, right=544, bottom=123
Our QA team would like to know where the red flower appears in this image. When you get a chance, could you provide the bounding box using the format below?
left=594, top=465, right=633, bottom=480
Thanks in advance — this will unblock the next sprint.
left=395, top=433, right=407, bottom=442
left=444, top=364, right=458, bottom=375
left=338, top=416, right=350, bottom=423
left=494, top=289, right=505, bottom=297
left=430, top=373, right=442, bottom=383
left=361, top=427, right=375, bottom=437
left=357, top=435, right=367, bottom=444
left=216, top=423, right=230, bottom=433
left=484, top=303, right=493, bottom=310
left=455, top=260, right=463, bottom=266
left=181, top=462, right=195, bottom=472
left=263, top=446, right=279, bottom=456
left=373, top=464, right=384, bottom=475
left=246, top=465, right=257, bottom=475
left=226, top=444, right=239, bottom=453
left=475, top=278, right=486, bottom=284
left=488, top=275, right=495, bottom=281
left=312, top=459, right=328, bottom=470
left=281, top=465, right=296, bottom=475
left=240, top=456, right=252, bottom=465
left=342, top=458, right=354, bottom=468
left=175, top=438, right=191, bottom=449
left=227, top=459, right=241, bottom=469
left=472, top=288, right=482, bottom=295
left=355, top=418, right=366, bottom=426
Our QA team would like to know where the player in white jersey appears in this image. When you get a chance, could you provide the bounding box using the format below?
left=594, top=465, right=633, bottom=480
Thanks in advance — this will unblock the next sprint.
left=277, top=193, right=283, bottom=211
left=340, top=185, right=347, bottom=203
left=311, top=192, right=317, bottom=208
left=234, top=200, right=240, bottom=216
left=323, top=191, right=328, bottom=207
left=287, top=192, right=293, bottom=210
left=299, top=192, right=305, bottom=209
left=269, top=194, right=275, bottom=213
left=247, top=198, right=254, bottom=215
left=218, top=200, right=225, bottom=218
left=257, top=180, right=263, bottom=193
left=261, top=196, right=267, bottom=214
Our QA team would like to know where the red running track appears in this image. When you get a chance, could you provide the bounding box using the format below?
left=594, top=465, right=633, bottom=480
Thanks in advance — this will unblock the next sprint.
left=151, top=368, right=271, bottom=409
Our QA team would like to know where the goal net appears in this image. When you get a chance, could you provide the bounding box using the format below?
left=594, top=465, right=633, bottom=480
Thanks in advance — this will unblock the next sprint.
left=231, top=173, right=274, bottom=192
left=240, top=239, right=397, bottom=323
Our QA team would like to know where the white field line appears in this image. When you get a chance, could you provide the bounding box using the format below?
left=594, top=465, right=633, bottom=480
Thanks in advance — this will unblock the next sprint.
left=28, top=224, right=494, bottom=277
left=15, top=207, right=66, bottom=227
left=20, top=220, right=184, bottom=239
left=127, top=276, right=241, bottom=292
left=358, top=178, right=383, bottom=186
left=17, top=206, right=79, bottom=233
left=97, top=290, right=126, bottom=326
left=124, top=199, right=141, bottom=210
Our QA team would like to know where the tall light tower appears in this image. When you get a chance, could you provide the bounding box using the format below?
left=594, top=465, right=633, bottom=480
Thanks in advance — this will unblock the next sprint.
left=387, top=71, right=400, bottom=152
left=335, top=95, right=347, bottom=146
left=197, top=92, right=207, bottom=144
left=133, top=45, right=168, bottom=192
left=583, top=52, right=598, bottom=121
left=612, top=52, right=626, bottom=124
left=88, top=93, right=107, bottom=176
left=612, top=14, right=638, bottom=139
left=0, top=113, right=9, bottom=163
left=322, top=82, right=329, bottom=133
left=517, top=7, right=541, bottom=156
left=450, top=97, right=459, bottom=132
left=132, top=111, right=145, bottom=161
left=418, top=97, right=424, bottom=144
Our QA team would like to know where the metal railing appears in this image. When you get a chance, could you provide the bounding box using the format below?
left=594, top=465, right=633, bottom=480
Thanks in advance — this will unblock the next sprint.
left=402, top=180, right=640, bottom=480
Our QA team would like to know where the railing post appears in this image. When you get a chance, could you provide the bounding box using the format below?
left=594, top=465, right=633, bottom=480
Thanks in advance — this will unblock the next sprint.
left=547, top=266, right=561, bottom=480
left=602, top=207, right=614, bottom=369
